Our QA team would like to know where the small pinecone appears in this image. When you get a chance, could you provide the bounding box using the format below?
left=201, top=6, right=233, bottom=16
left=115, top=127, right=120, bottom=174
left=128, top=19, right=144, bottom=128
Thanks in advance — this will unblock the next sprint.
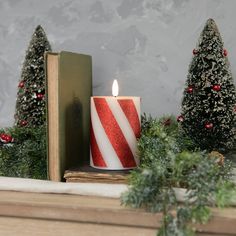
left=208, top=151, right=225, bottom=166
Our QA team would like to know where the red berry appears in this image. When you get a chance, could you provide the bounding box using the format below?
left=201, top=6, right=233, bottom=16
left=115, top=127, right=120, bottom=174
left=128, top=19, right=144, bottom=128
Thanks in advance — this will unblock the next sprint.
left=5, top=136, right=11, bottom=143
left=212, top=84, right=221, bottom=91
left=193, top=49, right=198, bottom=55
left=223, top=49, right=227, bottom=56
left=0, top=133, right=13, bottom=143
left=20, top=120, right=28, bottom=126
left=8, top=136, right=13, bottom=143
left=205, top=123, right=213, bottom=129
left=36, top=93, right=44, bottom=99
left=18, top=81, right=24, bottom=88
left=1, top=133, right=7, bottom=139
left=177, top=115, right=184, bottom=122
left=187, top=86, right=194, bottom=93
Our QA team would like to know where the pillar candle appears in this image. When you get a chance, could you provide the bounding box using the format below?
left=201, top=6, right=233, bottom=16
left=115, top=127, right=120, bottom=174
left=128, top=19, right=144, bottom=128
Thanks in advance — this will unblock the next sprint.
left=90, top=80, right=141, bottom=170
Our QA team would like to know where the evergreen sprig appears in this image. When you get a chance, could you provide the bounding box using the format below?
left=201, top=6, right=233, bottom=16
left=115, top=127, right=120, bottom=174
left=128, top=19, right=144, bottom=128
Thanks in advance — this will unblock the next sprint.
left=121, top=114, right=235, bottom=235
left=0, top=126, right=47, bottom=179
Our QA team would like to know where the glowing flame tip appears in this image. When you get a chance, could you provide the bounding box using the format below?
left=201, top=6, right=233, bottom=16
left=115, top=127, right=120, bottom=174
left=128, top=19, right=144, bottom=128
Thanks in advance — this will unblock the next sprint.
left=112, top=79, right=119, bottom=97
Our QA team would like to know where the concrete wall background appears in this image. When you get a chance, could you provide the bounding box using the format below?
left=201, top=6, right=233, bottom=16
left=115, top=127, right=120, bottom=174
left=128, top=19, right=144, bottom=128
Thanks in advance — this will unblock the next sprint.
left=1, top=0, right=236, bottom=127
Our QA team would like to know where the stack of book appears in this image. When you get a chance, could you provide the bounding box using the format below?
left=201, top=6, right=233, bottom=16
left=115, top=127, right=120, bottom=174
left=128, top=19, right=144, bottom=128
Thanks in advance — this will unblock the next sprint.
left=64, top=166, right=129, bottom=184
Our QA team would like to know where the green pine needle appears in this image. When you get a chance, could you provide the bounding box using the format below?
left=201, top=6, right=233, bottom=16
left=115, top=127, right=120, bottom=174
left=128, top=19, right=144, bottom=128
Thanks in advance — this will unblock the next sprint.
left=0, top=125, right=47, bottom=179
left=121, top=114, right=236, bottom=236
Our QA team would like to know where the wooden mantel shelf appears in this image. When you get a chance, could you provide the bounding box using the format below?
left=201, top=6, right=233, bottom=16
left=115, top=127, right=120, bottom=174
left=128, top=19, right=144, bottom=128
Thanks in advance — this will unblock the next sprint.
left=0, top=191, right=235, bottom=236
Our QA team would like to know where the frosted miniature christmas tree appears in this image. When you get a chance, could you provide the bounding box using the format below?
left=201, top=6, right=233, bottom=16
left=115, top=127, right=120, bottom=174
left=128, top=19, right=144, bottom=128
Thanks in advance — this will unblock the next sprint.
left=179, top=18, right=236, bottom=151
left=15, top=25, right=51, bottom=127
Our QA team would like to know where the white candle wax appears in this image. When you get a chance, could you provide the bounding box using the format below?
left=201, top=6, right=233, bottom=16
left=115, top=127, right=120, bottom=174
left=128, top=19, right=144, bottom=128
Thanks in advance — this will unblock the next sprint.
left=90, top=96, right=141, bottom=170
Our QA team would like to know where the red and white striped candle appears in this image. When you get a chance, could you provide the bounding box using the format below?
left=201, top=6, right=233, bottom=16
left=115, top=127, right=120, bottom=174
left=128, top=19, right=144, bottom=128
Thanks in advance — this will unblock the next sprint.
left=90, top=80, right=141, bottom=170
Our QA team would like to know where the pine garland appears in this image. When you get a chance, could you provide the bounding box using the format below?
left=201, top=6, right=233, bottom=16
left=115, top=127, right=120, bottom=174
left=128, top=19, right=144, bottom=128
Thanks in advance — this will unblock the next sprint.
left=0, top=125, right=47, bottom=179
left=121, top=114, right=235, bottom=235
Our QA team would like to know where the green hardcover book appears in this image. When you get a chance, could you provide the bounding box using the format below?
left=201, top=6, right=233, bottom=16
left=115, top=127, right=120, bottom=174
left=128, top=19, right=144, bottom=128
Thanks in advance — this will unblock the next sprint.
left=45, top=51, right=92, bottom=181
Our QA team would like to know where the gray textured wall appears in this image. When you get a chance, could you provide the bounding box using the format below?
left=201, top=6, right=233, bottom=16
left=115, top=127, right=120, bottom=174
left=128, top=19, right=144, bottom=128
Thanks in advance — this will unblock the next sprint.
left=1, top=0, right=236, bottom=127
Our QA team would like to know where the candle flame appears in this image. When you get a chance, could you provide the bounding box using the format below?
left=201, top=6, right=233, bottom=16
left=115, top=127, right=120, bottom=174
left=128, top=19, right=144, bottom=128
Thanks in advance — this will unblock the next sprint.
left=112, top=79, right=119, bottom=97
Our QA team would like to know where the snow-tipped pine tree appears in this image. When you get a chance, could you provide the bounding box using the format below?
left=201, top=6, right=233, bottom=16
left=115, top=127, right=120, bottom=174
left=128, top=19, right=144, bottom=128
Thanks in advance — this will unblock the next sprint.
left=15, top=25, right=51, bottom=127
left=179, top=18, right=236, bottom=151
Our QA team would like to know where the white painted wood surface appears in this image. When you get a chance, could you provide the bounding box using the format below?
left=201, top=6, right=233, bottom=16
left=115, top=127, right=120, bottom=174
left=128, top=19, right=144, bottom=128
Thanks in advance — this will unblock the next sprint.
left=0, top=169, right=235, bottom=205
left=0, top=177, right=128, bottom=198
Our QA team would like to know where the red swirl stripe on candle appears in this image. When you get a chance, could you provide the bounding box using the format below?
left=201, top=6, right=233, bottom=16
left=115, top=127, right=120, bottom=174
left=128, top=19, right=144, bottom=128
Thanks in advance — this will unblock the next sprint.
left=90, top=122, right=107, bottom=167
left=94, top=98, right=136, bottom=168
left=118, top=99, right=140, bottom=138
